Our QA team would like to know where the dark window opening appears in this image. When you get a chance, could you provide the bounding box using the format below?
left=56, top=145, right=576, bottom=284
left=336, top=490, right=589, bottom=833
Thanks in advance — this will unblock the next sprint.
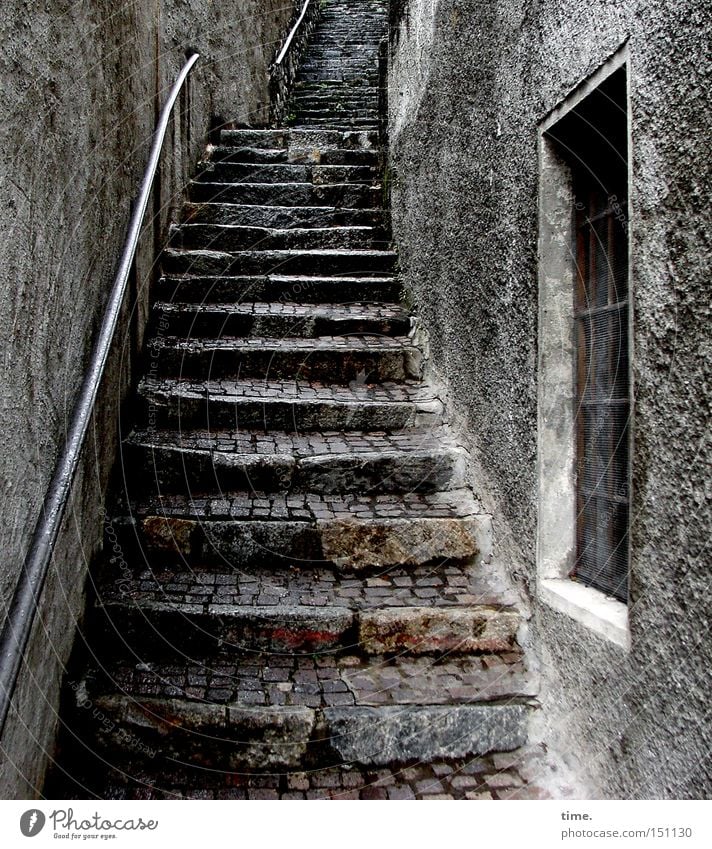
left=547, top=67, right=631, bottom=603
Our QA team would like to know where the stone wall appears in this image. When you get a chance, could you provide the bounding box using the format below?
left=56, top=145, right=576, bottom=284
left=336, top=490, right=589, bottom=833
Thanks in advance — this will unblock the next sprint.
left=0, top=0, right=298, bottom=798
left=387, top=0, right=711, bottom=797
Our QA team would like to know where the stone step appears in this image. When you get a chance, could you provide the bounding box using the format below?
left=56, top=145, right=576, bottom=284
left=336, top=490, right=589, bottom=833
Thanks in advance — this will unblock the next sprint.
left=220, top=128, right=379, bottom=151
left=137, top=376, right=443, bottom=431
left=289, top=118, right=381, bottom=130
left=182, top=202, right=383, bottom=229
left=208, top=146, right=379, bottom=166
left=162, top=248, right=397, bottom=277
left=195, top=161, right=377, bottom=186
left=122, top=424, right=465, bottom=494
left=93, top=560, right=519, bottom=657
left=151, top=301, right=409, bottom=338
left=189, top=180, right=383, bottom=208
left=60, top=749, right=553, bottom=800
left=114, top=488, right=490, bottom=571
left=291, top=97, right=379, bottom=110
left=294, top=109, right=378, bottom=120
left=146, top=334, right=422, bottom=382
left=154, top=274, right=400, bottom=305
left=295, top=82, right=380, bottom=94
left=77, top=652, right=532, bottom=769
left=290, top=98, right=379, bottom=111
left=169, top=224, right=389, bottom=252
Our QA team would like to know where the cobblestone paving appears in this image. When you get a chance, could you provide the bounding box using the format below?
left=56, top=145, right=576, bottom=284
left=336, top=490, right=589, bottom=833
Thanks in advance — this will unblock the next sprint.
left=161, top=334, right=416, bottom=352
left=137, top=488, right=481, bottom=521
left=51, top=745, right=575, bottom=800
left=98, top=561, right=518, bottom=610
left=140, top=376, right=439, bottom=403
left=154, top=301, right=407, bottom=320
left=127, top=425, right=455, bottom=457
left=91, top=652, right=534, bottom=708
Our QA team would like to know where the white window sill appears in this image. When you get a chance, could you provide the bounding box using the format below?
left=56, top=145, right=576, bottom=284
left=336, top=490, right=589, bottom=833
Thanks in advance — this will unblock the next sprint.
left=539, top=578, right=630, bottom=651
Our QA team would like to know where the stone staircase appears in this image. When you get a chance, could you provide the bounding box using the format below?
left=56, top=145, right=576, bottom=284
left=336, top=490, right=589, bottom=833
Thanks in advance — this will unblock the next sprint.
left=48, top=0, right=537, bottom=800
left=286, top=0, right=386, bottom=128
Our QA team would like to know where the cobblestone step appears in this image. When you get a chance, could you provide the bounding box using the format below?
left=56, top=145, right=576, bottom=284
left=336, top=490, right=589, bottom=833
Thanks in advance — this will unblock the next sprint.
left=208, top=146, right=379, bottom=166
left=93, top=560, right=519, bottom=657
left=53, top=746, right=561, bottom=800
left=289, top=118, right=381, bottom=130
left=182, top=202, right=383, bottom=228
left=115, top=488, right=490, bottom=571
left=169, top=223, right=388, bottom=252
left=294, top=109, right=378, bottom=121
left=154, top=274, right=401, bottom=304
left=220, top=128, right=379, bottom=151
left=122, top=425, right=465, bottom=494
left=75, top=651, right=533, bottom=769
left=151, top=301, right=409, bottom=338
left=189, top=180, right=383, bottom=208
left=147, top=335, right=422, bottom=382
left=162, top=247, right=397, bottom=277
left=195, top=161, right=377, bottom=186
left=137, top=376, right=443, bottom=431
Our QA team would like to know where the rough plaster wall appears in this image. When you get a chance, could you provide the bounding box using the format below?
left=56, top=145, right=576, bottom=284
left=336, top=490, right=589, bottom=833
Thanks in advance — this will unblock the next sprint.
left=0, top=0, right=296, bottom=799
left=388, top=0, right=711, bottom=798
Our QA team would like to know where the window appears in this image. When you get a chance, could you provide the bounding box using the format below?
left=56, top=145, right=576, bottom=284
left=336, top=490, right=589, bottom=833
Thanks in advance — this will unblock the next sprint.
left=537, top=49, right=631, bottom=648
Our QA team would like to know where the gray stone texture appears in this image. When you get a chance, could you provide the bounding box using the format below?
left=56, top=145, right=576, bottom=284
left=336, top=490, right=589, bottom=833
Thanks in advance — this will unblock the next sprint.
left=0, top=0, right=301, bottom=798
left=324, top=705, right=529, bottom=764
left=388, top=0, right=711, bottom=798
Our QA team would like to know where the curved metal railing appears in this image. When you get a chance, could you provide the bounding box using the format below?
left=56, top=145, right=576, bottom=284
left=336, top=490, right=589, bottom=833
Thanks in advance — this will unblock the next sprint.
left=0, top=52, right=200, bottom=740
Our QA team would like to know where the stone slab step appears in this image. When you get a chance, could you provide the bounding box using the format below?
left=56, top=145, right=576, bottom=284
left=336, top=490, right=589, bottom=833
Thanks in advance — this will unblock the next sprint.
left=147, top=334, right=422, bottom=381
left=292, top=93, right=379, bottom=106
left=169, top=224, right=388, bottom=252
left=182, top=202, right=383, bottom=228
left=295, top=81, right=380, bottom=92
left=78, top=652, right=533, bottom=768
left=137, top=376, right=443, bottom=431
left=220, top=128, right=379, bottom=151
left=53, top=745, right=560, bottom=800
left=116, top=488, right=491, bottom=571
left=94, top=560, right=519, bottom=656
left=95, top=602, right=519, bottom=659
left=208, top=146, right=378, bottom=166
left=195, top=161, right=376, bottom=186
left=189, top=180, right=383, bottom=208
left=162, top=248, right=397, bottom=277
left=154, top=274, right=401, bottom=304
left=151, top=301, right=409, bottom=338
left=290, top=119, right=380, bottom=130
left=294, top=110, right=379, bottom=122
left=122, top=424, right=464, bottom=493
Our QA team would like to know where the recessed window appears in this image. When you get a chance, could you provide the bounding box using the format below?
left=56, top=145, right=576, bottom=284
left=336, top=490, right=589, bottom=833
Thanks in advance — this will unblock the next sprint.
left=537, top=49, right=631, bottom=647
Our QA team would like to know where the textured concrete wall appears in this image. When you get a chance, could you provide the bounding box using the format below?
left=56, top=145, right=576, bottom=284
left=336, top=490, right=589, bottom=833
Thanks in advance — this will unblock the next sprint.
left=0, top=0, right=296, bottom=798
left=388, top=0, right=711, bottom=798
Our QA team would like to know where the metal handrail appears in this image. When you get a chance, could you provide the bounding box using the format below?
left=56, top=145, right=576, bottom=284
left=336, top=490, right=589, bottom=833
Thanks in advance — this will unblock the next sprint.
left=0, top=52, right=200, bottom=740
left=275, top=0, right=313, bottom=65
